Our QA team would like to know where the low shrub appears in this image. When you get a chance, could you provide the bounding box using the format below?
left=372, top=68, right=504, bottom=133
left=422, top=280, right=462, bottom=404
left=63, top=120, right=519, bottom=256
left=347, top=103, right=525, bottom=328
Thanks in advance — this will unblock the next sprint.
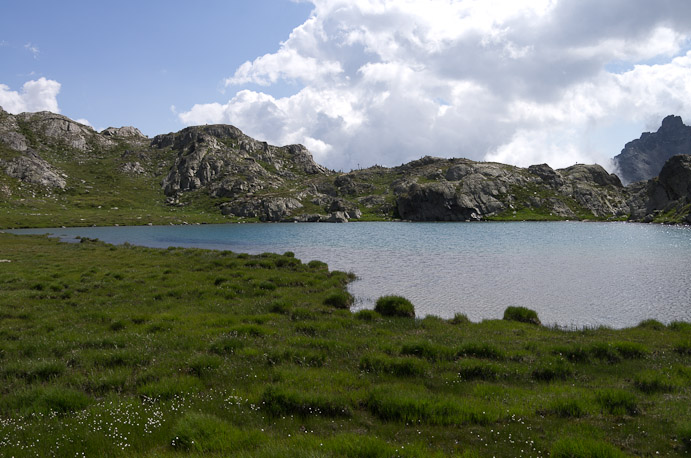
left=503, top=306, right=541, bottom=325
left=551, top=437, right=628, bottom=458
left=595, top=389, right=638, bottom=416
left=323, top=290, right=353, bottom=309
left=374, top=295, right=415, bottom=318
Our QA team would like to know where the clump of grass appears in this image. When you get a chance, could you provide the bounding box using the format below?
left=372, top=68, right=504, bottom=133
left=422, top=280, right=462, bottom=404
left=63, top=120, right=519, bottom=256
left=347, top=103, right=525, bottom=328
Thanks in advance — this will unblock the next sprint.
left=588, top=342, right=621, bottom=362
left=669, top=321, right=691, bottom=332
left=260, top=386, right=351, bottom=417
left=450, top=312, right=471, bottom=324
left=2, top=386, right=91, bottom=415
left=360, top=354, right=429, bottom=377
left=187, top=354, right=222, bottom=377
left=678, top=421, right=691, bottom=451
left=545, top=398, right=589, bottom=418
left=633, top=370, right=676, bottom=394
left=551, top=437, right=629, bottom=458
left=323, top=290, right=353, bottom=309
left=400, top=341, right=454, bottom=362
left=457, top=342, right=505, bottom=360
left=595, top=389, right=638, bottom=416
left=611, top=341, right=649, bottom=359
left=138, top=375, right=203, bottom=400
left=552, top=344, right=590, bottom=363
left=503, top=306, right=540, bottom=325
left=532, top=358, right=573, bottom=382
left=374, top=295, right=415, bottom=318
left=637, top=319, right=666, bottom=330
left=269, top=299, right=291, bottom=314
left=171, top=412, right=264, bottom=453
left=354, top=309, right=379, bottom=321
left=209, top=336, right=244, bottom=355
left=457, top=361, right=501, bottom=381
left=366, top=387, right=496, bottom=426
left=674, top=340, right=691, bottom=355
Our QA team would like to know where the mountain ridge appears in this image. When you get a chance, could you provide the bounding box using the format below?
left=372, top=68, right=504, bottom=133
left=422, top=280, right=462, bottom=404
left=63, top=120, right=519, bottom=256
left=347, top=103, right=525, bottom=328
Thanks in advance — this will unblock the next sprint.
left=1, top=106, right=690, bottom=227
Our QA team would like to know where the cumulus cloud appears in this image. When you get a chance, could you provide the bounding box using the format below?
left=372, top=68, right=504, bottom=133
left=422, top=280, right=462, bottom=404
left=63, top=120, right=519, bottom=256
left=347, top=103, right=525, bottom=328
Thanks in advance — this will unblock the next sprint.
left=178, top=0, right=691, bottom=172
left=0, top=78, right=61, bottom=114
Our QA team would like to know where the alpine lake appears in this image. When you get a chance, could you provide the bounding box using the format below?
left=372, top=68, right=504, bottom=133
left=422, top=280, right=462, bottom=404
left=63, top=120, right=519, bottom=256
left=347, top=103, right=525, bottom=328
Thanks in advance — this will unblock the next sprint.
left=11, top=221, right=691, bottom=329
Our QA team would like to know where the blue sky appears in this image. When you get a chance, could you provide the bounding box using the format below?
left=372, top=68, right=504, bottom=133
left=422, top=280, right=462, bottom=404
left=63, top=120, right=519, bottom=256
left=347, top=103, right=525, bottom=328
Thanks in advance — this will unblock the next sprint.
left=0, top=0, right=312, bottom=135
left=2, top=0, right=691, bottom=172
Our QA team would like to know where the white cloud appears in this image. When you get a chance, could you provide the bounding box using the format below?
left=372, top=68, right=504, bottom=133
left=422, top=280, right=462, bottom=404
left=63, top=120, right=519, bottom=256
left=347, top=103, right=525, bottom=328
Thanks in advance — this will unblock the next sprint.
left=0, top=78, right=61, bottom=114
left=178, top=0, right=691, bottom=172
left=24, top=42, right=39, bottom=59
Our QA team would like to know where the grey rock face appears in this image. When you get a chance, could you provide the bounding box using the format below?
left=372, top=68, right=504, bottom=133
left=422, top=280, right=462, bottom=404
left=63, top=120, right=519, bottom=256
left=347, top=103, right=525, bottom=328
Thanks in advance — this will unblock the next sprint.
left=613, top=115, right=691, bottom=184
left=157, top=125, right=329, bottom=198
left=221, top=197, right=303, bottom=222
left=646, top=155, right=691, bottom=214
left=2, top=152, right=66, bottom=189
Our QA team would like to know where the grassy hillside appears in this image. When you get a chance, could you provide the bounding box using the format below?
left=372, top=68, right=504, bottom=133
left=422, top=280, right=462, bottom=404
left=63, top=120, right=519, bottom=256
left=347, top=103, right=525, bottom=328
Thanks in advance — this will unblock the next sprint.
left=0, top=233, right=689, bottom=457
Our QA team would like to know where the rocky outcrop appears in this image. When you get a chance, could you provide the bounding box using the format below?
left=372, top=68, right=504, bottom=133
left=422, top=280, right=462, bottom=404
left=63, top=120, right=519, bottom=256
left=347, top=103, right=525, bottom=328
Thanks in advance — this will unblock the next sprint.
left=613, top=115, right=691, bottom=184
left=1, top=151, right=66, bottom=189
left=638, top=155, right=691, bottom=223
left=15, top=111, right=114, bottom=151
left=393, top=158, right=631, bottom=222
left=156, top=125, right=329, bottom=198
left=102, top=126, right=147, bottom=139
left=220, top=197, right=303, bottom=222
left=1, top=108, right=688, bottom=225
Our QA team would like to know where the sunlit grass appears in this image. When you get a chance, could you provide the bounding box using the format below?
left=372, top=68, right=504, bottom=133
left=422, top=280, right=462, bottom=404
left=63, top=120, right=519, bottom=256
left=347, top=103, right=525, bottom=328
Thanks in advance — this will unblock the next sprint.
left=0, top=233, right=689, bottom=457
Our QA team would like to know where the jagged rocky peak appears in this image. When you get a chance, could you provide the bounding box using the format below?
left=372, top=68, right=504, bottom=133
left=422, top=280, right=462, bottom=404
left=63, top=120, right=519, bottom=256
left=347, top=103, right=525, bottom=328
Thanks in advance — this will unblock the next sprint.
left=613, top=115, right=691, bottom=184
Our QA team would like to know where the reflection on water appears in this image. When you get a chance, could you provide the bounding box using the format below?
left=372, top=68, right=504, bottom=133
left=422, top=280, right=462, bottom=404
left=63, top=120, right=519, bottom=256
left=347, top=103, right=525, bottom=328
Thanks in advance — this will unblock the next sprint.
left=10, top=221, right=691, bottom=328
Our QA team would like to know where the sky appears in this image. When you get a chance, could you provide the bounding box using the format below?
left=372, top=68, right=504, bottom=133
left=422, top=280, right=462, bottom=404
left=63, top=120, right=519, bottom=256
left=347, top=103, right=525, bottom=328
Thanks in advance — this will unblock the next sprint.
left=2, top=0, right=691, bottom=173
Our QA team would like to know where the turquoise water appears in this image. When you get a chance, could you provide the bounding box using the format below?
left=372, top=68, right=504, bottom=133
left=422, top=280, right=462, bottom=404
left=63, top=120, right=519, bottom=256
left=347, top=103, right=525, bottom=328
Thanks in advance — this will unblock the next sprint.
left=9, top=222, right=691, bottom=328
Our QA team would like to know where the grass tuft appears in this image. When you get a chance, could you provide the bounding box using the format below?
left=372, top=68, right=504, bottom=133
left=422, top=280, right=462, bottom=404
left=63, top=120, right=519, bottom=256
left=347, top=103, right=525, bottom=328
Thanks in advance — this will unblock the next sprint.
left=551, top=437, right=629, bottom=458
left=503, top=306, right=541, bottom=325
left=374, top=295, right=415, bottom=317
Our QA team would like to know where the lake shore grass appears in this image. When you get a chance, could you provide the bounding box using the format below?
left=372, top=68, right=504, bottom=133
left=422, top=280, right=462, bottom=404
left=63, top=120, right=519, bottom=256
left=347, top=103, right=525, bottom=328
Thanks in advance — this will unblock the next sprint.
left=0, top=233, right=689, bottom=457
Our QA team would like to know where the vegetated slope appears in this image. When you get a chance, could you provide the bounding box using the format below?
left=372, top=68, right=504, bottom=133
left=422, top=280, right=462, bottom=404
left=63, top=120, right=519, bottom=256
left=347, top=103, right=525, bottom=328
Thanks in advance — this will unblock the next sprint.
left=0, top=232, right=689, bottom=457
left=1, top=106, right=691, bottom=227
left=613, top=115, right=691, bottom=185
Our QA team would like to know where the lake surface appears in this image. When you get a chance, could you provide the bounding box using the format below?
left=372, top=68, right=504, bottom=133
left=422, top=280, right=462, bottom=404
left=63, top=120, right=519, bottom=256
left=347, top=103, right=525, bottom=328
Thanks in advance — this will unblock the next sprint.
left=9, top=222, right=691, bottom=328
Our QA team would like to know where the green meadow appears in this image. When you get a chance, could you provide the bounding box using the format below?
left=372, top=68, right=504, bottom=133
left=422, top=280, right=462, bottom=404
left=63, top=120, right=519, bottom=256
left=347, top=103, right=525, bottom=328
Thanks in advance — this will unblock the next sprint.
left=0, top=233, right=689, bottom=457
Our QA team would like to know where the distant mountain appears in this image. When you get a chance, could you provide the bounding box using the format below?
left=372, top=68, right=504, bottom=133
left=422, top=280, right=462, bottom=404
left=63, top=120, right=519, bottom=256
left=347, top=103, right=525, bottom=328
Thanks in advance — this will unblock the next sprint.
left=613, top=115, right=691, bottom=184
left=1, top=106, right=690, bottom=227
